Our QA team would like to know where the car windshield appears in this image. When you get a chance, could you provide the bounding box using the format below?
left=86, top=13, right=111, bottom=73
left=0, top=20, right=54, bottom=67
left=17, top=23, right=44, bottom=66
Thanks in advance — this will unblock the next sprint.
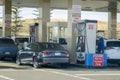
left=39, top=43, right=64, bottom=50
left=107, top=41, right=120, bottom=47
left=0, top=39, right=15, bottom=44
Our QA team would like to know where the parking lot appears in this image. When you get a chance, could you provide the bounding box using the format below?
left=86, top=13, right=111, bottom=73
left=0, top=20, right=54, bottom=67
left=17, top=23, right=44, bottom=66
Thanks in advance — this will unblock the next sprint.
left=0, top=60, right=120, bottom=80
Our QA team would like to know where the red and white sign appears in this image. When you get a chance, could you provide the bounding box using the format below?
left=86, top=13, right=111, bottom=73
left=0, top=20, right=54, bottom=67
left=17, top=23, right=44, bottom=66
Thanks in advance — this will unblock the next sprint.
left=93, top=54, right=104, bottom=67
left=88, top=24, right=94, bottom=30
left=31, top=27, right=35, bottom=32
left=72, top=5, right=81, bottom=23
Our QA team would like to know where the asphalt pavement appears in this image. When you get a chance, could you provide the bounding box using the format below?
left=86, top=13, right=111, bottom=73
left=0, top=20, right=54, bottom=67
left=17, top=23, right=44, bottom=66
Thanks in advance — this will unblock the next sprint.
left=0, top=60, right=120, bottom=80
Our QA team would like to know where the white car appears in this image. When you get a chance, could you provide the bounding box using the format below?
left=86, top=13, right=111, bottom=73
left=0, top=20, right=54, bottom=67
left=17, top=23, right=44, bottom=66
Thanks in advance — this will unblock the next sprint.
left=104, top=39, right=120, bottom=65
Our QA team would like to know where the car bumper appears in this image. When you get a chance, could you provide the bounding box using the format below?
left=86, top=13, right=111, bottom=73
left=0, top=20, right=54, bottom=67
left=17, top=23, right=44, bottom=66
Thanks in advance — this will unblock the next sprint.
left=108, top=59, right=120, bottom=64
left=41, top=58, right=69, bottom=64
left=0, top=52, right=16, bottom=58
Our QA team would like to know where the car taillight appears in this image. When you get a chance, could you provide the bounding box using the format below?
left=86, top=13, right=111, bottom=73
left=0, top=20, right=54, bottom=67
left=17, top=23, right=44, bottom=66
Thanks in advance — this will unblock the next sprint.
left=64, top=51, right=70, bottom=57
left=42, top=51, right=52, bottom=55
left=64, top=51, right=70, bottom=56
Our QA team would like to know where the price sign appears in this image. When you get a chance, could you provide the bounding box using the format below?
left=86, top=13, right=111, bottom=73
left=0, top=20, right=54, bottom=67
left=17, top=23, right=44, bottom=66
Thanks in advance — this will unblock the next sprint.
left=88, top=24, right=94, bottom=30
left=93, top=54, right=104, bottom=67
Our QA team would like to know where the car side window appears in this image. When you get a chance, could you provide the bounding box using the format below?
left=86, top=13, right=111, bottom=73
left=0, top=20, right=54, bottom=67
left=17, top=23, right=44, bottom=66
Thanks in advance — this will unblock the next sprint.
left=107, top=41, right=120, bottom=47
left=0, top=38, right=15, bottom=44
left=28, top=43, right=39, bottom=51
left=39, top=44, right=46, bottom=50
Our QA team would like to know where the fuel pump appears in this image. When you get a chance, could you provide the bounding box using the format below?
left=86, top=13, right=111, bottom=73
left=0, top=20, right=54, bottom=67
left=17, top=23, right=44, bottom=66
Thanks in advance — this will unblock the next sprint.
left=29, top=23, right=39, bottom=43
left=47, top=22, right=67, bottom=49
left=76, top=20, right=97, bottom=63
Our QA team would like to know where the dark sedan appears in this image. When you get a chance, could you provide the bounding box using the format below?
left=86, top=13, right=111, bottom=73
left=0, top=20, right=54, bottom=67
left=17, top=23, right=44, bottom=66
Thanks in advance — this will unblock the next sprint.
left=16, top=42, right=70, bottom=68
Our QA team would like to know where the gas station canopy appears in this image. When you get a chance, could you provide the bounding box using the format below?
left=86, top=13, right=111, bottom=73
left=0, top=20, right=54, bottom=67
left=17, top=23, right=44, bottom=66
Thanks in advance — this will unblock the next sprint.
left=0, top=0, right=120, bottom=12
left=0, top=0, right=119, bottom=63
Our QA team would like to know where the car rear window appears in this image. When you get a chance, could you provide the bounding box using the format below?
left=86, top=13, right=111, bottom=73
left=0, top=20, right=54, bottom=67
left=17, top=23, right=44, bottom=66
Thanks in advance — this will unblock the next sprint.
left=0, top=39, right=15, bottom=44
left=107, top=41, right=120, bottom=47
left=39, top=43, right=64, bottom=50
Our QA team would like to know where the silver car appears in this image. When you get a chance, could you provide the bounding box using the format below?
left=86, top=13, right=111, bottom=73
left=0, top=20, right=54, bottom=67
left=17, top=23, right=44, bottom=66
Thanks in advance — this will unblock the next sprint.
left=16, top=42, right=70, bottom=68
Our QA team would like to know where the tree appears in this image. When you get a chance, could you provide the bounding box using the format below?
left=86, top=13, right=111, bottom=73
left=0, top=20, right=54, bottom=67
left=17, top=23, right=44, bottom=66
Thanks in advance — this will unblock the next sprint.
left=33, top=8, right=40, bottom=23
left=11, top=6, right=23, bottom=37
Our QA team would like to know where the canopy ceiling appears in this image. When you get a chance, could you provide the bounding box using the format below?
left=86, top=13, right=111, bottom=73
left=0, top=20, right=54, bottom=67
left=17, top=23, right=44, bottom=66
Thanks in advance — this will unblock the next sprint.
left=1, top=0, right=120, bottom=12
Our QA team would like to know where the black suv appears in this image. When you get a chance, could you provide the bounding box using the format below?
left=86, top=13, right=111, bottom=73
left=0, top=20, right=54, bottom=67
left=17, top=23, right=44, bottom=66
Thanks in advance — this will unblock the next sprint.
left=0, top=37, right=19, bottom=60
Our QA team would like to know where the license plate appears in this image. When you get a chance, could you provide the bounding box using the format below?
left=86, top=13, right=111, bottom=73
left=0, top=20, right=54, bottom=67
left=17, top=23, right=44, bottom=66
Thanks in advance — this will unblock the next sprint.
left=5, top=52, right=10, bottom=55
left=78, top=56, right=84, bottom=59
left=55, top=53, right=61, bottom=56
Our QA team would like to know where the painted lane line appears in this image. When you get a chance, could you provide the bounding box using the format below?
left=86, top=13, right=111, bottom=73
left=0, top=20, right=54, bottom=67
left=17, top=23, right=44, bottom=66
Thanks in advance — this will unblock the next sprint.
left=51, top=71, right=94, bottom=80
left=75, top=74, right=120, bottom=76
left=35, top=69, right=47, bottom=72
left=0, top=75, right=15, bottom=80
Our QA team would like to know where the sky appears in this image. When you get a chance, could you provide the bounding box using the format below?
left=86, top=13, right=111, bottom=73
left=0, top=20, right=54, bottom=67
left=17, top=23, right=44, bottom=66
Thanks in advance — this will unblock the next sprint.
left=19, top=8, right=109, bottom=21
left=0, top=7, right=120, bottom=21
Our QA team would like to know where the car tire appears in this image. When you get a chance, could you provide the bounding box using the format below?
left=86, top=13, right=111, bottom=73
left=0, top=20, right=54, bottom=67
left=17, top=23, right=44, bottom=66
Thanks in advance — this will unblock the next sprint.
left=60, top=63, right=68, bottom=68
left=33, top=57, right=40, bottom=68
left=13, top=57, right=16, bottom=61
left=0, top=57, right=4, bottom=60
left=16, top=58, right=22, bottom=65
left=118, top=63, right=120, bottom=66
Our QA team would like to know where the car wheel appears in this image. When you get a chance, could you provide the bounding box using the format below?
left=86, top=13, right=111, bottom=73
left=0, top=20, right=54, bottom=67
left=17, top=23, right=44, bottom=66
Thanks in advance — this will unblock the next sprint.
left=33, top=57, right=40, bottom=68
left=0, top=57, right=4, bottom=60
left=60, top=63, right=68, bottom=68
left=118, top=63, right=120, bottom=66
left=12, top=57, right=16, bottom=61
left=16, top=58, right=22, bottom=65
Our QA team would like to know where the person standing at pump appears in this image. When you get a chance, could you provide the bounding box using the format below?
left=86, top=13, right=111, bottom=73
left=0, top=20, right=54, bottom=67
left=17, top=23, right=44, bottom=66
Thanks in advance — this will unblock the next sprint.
left=23, top=39, right=28, bottom=50
left=97, top=34, right=105, bottom=54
